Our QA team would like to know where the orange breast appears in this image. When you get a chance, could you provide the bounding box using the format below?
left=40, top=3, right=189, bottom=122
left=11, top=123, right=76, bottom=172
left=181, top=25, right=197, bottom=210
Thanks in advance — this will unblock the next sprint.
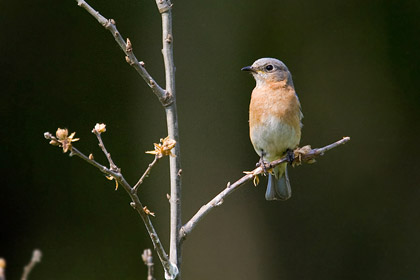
left=249, top=82, right=302, bottom=132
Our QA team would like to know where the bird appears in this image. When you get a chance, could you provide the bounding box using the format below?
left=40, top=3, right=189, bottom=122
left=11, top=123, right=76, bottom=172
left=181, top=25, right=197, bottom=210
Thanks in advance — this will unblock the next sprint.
left=242, top=58, right=303, bottom=200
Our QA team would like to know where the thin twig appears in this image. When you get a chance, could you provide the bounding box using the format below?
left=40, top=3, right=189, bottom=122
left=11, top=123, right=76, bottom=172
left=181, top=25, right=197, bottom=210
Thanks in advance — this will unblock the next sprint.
left=92, top=129, right=118, bottom=170
left=154, top=0, right=182, bottom=276
left=21, top=249, right=42, bottom=280
left=70, top=148, right=175, bottom=278
left=133, top=155, right=159, bottom=192
left=70, top=147, right=121, bottom=179
left=180, top=137, right=351, bottom=240
left=44, top=131, right=176, bottom=279
left=74, top=0, right=172, bottom=106
left=296, top=136, right=350, bottom=159
left=142, top=249, right=155, bottom=280
left=71, top=146, right=176, bottom=278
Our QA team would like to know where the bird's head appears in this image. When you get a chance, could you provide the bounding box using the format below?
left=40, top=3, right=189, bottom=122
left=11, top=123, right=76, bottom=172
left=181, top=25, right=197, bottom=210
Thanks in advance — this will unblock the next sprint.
left=241, top=58, right=293, bottom=87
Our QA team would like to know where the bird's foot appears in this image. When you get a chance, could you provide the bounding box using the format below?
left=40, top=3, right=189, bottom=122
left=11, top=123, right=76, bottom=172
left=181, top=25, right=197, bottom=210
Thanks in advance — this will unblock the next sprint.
left=286, top=149, right=295, bottom=165
left=256, top=157, right=270, bottom=175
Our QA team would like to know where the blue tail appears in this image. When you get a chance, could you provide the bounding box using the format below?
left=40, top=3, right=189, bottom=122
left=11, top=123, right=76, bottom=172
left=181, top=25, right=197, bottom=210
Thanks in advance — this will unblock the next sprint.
left=265, top=164, right=292, bottom=201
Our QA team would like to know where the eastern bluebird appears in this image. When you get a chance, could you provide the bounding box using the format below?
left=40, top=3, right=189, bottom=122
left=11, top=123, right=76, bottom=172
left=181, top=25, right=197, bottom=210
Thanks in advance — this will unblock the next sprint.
left=242, top=58, right=303, bottom=201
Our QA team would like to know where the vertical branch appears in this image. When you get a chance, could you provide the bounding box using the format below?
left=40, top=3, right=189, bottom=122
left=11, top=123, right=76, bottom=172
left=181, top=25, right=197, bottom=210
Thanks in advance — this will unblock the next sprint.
left=155, top=0, right=182, bottom=276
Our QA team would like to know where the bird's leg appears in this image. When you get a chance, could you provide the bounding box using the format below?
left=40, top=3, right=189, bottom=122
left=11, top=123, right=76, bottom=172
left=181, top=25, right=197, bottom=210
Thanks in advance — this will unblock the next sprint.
left=256, top=150, right=269, bottom=175
left=286, top=148, right=295, bottom=165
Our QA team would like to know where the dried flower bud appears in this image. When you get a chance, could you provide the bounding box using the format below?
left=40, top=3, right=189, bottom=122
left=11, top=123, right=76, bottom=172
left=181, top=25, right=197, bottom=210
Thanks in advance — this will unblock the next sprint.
left=253, top=175, right=260, bottom=186
left=126, top=38, right=132, bottom=52
left=49, top=139, right=59, bottom=146
left=106, top=175, right=119, bottom=190
left=293, top=145, right=313, bottom=167
left=47, top=128, right=79, bottom=153
left=93, top=123, right=106, bottom=134
left=141, top=249, right=153, bottom=265
left=146, top=136, right=176, bottom=158
left=143, top=206, right=155, bottom=217
left=44, top=132, right=53, bottom=139
left=160, top=137, right=176, bottom=156
left=32, top=249, right=42, bottom=263
left=243, top=170, right=260, bottom=187
left=56, top=128, right=69, bottom=140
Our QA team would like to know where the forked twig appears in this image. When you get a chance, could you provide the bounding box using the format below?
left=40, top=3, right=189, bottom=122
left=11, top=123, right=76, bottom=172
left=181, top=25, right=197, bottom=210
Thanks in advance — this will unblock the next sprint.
left=44, top=128, right=178, bottom=279
left=74, top=0, right=172, bottom=106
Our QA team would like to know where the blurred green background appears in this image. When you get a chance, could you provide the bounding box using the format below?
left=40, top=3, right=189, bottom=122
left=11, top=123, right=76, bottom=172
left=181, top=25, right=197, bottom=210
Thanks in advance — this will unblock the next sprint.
left=2, top=0, right=420, bottom=279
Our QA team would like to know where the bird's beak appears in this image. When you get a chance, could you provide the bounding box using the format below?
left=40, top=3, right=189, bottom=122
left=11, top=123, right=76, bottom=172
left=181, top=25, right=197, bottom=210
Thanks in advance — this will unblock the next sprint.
left=241, top=66, right=254, bottom=72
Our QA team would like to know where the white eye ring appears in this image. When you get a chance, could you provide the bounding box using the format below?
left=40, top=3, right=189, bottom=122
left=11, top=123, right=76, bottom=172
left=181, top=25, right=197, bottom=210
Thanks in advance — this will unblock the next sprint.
left=265, top=65, right=274, bottom=71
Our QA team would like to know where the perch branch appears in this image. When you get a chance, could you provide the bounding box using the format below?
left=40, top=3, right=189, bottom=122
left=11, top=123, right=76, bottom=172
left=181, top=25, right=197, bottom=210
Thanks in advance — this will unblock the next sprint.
left=180, top=137, right=351, bottom=240
left=44, top=130, right=177, bottom=279
left=21, top=249, right=42, bottom=280
left=75, top=0, right=172, bottom=106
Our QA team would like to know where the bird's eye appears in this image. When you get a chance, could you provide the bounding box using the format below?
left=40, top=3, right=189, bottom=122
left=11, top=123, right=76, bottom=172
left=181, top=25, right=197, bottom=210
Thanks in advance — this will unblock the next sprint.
left=265, top=65, right=274, bottom=71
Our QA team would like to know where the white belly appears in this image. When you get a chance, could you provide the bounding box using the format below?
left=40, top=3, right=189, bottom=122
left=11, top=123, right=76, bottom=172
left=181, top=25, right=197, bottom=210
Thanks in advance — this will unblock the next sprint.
left=250, top=116, right=299, bottom=161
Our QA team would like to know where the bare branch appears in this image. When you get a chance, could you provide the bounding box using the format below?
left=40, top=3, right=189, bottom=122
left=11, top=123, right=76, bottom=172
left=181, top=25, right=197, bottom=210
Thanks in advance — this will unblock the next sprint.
left=21, top=249, right=42, bottom=280
left=129, top=192, right=177, bottom=279
left=70, top=147, right=123, bottom=183
left=142, top=249, right=156, bottom=280
left=180, top=137, right=351, bottom=240
left=44, top=130, right=178, bottom=279
left=74, top=0, right=172, bottom=106
left=154, top=0, right=183, bottom=275
left=75, top=0, right=182, bottom=276
left=70, top=147, right=176, bottom=278
left=293, top=136, right=351, bottom=162
left=71, top=148, right=177, bottom=278
left=133, top=155, right=159, bottom=192
left=92, top=124, right=118, bottom=170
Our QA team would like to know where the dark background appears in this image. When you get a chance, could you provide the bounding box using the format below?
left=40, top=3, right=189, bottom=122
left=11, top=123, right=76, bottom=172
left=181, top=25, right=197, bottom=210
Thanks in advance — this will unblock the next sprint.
left=2, top=0, right=420, bottom=279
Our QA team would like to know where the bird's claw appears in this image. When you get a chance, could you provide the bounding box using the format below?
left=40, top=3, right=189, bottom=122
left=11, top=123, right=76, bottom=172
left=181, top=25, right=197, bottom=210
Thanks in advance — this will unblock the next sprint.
left=286, top=149, right=295, bottom=165
left=256, top=157, right=270, bottom=175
